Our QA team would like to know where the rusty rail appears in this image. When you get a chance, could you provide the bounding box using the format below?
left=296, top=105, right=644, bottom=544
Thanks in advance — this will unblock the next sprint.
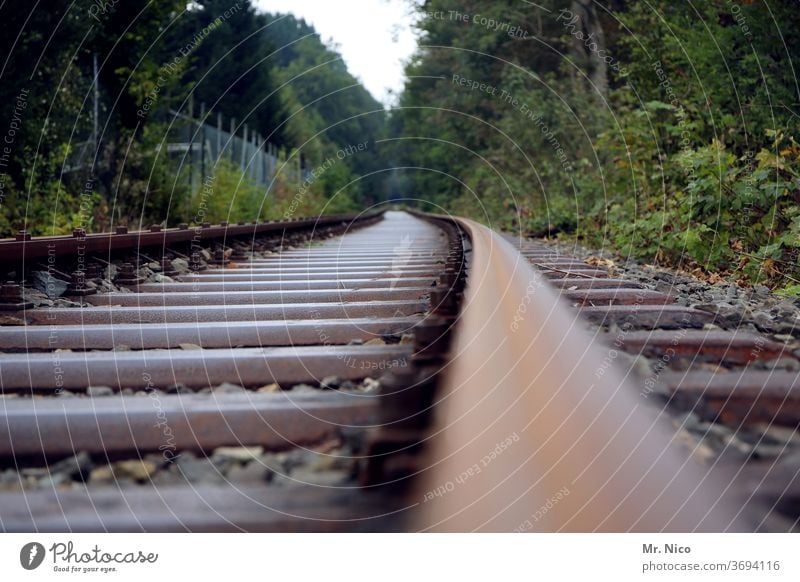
left=411, top=215, right=752, bottom=532
left=0, top=211, right=384, bottom=264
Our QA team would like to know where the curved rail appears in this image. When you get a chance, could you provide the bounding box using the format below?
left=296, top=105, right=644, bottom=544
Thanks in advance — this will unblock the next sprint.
left=0, top=211, right=384, bottom=265
left=413, top=216, right=745, bottom=532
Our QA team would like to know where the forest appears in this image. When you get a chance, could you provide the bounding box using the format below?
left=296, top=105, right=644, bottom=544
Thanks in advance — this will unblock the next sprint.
left=394, top=0, right=800, bottom=291
left=1, top=0, right=799, bottom=290
left=0, top=0, right=385, bottom=234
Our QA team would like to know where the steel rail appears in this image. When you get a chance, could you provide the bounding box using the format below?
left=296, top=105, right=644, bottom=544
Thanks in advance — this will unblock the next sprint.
left=0, top=211, right=384, bottom=264
left=413, top=216, right=746, bottom=532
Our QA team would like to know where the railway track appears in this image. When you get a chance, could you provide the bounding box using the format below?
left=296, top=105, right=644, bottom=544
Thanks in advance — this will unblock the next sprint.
left=0, top=210, right=797, bottom=532
left=0, top=210, right=459, bottom=531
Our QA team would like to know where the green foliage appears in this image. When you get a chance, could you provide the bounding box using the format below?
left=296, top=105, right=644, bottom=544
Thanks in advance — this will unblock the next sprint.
left=0, top=143, right=105, bottom=236
left=0, top=2, right=383, bottom=236
left=187, top=155, right=358, bottom=225
left=172, top=0, right=288, bottom=145
left=188, top=158, right=268, bottom=223
left=396, top=0, right=800, bottom=289
left=776, top=284, right=800, bottom=298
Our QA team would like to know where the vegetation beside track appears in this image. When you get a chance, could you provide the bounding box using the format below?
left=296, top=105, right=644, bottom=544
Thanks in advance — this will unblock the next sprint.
left=394, top=1, right=800, bottom=292
left=0, top=1, right=385, bottom=235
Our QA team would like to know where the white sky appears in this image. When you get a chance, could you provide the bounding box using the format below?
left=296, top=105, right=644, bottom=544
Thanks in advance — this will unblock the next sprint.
left=254, top=0, right=419, bottom=105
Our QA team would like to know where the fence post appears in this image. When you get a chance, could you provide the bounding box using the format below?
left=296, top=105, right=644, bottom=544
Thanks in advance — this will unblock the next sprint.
left=240, top=124, right=248, bottom=173
left=255, top=133, right=262, bottom=184
left=92, top=53, right=99, bottom=157
left=252, top=131, right=259, bottom=181
left=297, top=149, right=302, bottom=188
left=216, top=111, right=222, bottom=165
left=199, top=102, right=206, bottom=182
left=188, top=95, right=195, bottom=195
left=262, top=136, right=269, bottom=184
left=229, top=117, right=236, bottom=162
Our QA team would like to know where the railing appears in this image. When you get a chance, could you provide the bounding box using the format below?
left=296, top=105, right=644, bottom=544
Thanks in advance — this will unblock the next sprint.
left=61, top=104, right=307, bottom=191
left=165, top=108, right=306, bottom=190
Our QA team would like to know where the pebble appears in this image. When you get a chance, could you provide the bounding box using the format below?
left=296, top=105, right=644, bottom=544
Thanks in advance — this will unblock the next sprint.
left=50, top=452, right=93, bottom=480
left=176, top=454, right=225, bottom=484
left=114, top=460, right=157, bottom=481
left=31, top=270, right=68, bottom=298
left=256, top=383, right=281, bottom=393
left=757, top=424, right=800, bottom=442
left=178, top=343, right=202, bottom=350
left=21, top=467, right=49, bottom=478
left=226, top=462, right=269, bottom=483
left=0, top=469, right=21, bottom=490
left=338, top=380, right=357, bottom=391
left=212, top=382, right=246, bottom=394
left=765, top=357, right=800, bottom=372
left=86, top=386, right=114, bottom=397
left=772, top=321, right=800, bottom=336
left=212, top=446, right=264, bottom=463
left=362, top=378, right=380, bottom=392
left=629, top=354, right=656, bottom=378
left=166, top=383, right=193, bottom=395
left=171, top=259, right=190, bottom=274
left=671, top=428, right=716, bottom=463
left=365, top=337, right=386, bottom=346
left=670, top=410, right=701, bottom=430
left=753, top=312, right=775, bottom=330
left=290, top=383, right=317, bottom=393
left=38, top=472, right=69, bottom=489
left=88, top=466, right=114, bottom=484
left=320, top=376, right=341, bottom=390
left=258, top=453, right=288, bottom=476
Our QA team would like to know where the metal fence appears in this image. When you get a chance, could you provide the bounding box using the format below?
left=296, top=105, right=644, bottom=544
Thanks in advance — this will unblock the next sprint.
left=62, top=109, right=305, bottom=194
left=166, top=108, right=305, bottom=192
